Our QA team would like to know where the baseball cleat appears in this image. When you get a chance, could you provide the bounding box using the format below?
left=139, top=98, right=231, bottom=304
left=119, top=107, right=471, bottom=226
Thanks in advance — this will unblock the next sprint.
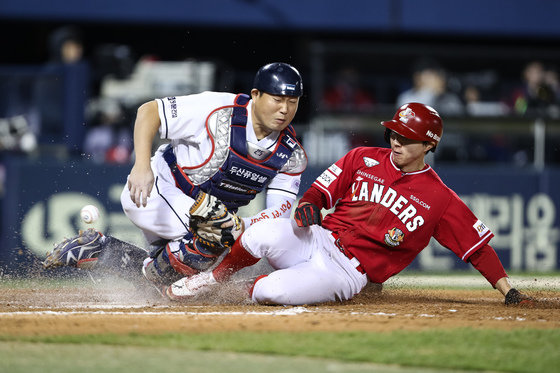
left=43, top=228, right=104, bottom=269
left=166, top=271, right=218, bottom=301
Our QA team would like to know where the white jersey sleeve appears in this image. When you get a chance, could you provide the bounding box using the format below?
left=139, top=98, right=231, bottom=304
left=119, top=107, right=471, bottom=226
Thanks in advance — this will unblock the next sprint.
left=266, top=172, right=301, bottom=200
left=155, top=91, right=236, bottom=140
left=240, top=173, right=301, bottom=227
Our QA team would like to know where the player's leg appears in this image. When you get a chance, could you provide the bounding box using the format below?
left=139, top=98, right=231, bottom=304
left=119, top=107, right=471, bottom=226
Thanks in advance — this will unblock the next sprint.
left=122, top=175, right=231, bottom=287
left=120, top=175, right=193, bottom=242
left=42, top=229, right=147, bottom=280
left=93, top=235, right=149, bottom=281
left=166, top=218, right=309, bottom=300
left=142, top=234, right=225, bottom=285
left=211, top=218, right=312, bottom=283
left=242, top=218, right=313, bottom=269
left=250, top=227, right=368, bottom=305
left=251, top=262, right=348, bottom=305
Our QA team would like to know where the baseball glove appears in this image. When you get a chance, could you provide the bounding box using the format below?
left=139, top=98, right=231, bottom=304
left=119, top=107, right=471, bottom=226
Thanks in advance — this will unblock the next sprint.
left=188, top=191, right=242, bottom=250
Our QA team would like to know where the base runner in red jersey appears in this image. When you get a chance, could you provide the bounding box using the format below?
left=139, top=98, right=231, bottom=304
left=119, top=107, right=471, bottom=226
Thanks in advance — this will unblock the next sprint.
left=166, top=102, right=533, bottom=307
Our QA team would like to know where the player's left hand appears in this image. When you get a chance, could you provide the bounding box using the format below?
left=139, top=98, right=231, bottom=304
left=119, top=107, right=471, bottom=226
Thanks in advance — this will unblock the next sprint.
left=505, top=288, right=534, bottom=306
left=294, top=203, right=322, bottom=227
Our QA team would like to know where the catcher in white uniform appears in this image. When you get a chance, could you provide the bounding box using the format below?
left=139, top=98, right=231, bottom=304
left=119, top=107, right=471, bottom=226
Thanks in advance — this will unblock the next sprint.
left=43, top=62, right=307, bottom=289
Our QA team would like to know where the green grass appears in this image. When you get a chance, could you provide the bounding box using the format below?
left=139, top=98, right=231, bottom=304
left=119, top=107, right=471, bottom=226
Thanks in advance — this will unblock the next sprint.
left=1, top=329, right=559, bottom=373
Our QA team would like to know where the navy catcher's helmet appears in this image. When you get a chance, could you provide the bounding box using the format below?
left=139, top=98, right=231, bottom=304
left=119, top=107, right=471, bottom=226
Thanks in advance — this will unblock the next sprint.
left=253, top=62, right=303, bottom=97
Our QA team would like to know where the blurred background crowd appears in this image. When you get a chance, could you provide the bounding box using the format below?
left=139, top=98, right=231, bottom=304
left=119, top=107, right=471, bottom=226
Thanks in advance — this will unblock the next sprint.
left=1, top=1, right=560, bottom=174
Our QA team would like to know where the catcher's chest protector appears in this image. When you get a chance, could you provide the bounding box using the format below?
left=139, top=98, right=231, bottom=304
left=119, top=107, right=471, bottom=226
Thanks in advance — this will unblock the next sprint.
left=163, top=94, right=302, bottom=211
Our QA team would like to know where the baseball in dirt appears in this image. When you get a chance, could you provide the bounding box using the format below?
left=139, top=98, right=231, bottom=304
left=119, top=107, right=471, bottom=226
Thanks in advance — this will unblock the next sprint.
left=80, top=205, right=100, bottom=224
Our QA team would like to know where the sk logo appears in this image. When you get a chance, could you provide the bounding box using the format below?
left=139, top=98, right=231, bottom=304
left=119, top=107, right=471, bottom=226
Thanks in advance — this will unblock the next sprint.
left=399, top=108, right=415, bottom=123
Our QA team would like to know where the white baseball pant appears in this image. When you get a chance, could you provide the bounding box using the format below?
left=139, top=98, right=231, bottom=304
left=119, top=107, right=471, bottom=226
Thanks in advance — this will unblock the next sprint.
left=242, top=219, right=368, bottom=305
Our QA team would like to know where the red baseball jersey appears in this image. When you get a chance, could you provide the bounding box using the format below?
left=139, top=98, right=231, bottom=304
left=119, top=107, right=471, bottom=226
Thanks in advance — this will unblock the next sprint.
left=307, top=147, right=494, bottom=283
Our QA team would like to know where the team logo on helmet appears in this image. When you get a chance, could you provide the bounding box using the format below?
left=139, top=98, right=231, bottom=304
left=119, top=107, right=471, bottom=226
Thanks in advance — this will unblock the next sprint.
left=398, top=108, right=415, bottom=124
left=363, top=157, right=379, bottom=167
left=384, top=227, right=404, bottom=247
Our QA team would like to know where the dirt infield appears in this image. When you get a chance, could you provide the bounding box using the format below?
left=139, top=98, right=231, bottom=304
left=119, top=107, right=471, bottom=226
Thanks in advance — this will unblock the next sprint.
left=1, top=280, right=559, bottom=337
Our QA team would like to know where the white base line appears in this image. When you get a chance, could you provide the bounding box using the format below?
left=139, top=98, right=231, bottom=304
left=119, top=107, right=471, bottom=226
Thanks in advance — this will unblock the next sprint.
left=0, top=307, right=312, bottom=317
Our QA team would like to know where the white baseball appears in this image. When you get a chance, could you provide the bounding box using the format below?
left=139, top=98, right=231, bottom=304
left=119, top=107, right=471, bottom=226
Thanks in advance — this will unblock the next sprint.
left=80, top=205, right=100, bottom=224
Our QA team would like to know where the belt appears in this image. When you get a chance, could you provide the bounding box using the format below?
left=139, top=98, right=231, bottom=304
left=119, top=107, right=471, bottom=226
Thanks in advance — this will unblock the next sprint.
left=331, top=232, right=366, bottom=275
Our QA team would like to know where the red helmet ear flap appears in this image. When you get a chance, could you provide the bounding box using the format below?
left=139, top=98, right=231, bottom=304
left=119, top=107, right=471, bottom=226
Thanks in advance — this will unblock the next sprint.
left=384, top=128, right=391, bottom=144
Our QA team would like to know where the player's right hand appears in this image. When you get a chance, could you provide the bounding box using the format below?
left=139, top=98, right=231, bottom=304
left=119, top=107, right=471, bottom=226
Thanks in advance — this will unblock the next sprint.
left=294, top=203, right=322, bottom=227
left=127, top=164, right=155, bottom=207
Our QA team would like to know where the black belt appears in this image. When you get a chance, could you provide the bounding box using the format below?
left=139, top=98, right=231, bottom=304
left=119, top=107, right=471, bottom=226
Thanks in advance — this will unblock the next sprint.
left=331, top=232, right=366, bottom=275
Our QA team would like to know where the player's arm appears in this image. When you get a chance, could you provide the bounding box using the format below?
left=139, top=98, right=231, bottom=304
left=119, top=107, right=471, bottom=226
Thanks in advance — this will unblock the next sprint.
left=127, top=100, right=160, bottom=207
left=294, top=187, right=326, bottom=227
left=468, top=244, right=533, bottom=305
left=294, top=148, right=360, bottom=227
left=241, top=172, right=299, bottom=228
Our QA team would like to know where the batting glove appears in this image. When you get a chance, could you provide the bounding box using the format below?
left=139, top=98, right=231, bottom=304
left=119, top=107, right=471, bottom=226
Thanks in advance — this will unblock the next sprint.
left=294, top=203, right=322, bottom=227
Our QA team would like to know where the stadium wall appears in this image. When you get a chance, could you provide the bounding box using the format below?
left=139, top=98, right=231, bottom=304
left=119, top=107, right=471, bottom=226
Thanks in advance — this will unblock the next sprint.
left=0, top=158, right=558, bottom=274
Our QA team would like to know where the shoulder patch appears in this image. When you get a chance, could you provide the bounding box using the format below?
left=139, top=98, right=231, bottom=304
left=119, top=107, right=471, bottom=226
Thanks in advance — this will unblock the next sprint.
left=328, top=163, right=342, bottom=176
left=317, top=169, right=336, bottom=188
left=473, top=219, right=490, bottom=238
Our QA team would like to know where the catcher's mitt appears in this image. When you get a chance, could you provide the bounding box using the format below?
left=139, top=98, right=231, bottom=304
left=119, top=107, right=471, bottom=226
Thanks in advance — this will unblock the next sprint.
left=188, top=191, right=242, bottom=250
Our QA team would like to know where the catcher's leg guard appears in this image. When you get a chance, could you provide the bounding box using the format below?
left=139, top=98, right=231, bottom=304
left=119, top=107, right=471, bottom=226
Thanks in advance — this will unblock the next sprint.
left=142, top=244, right=183, bottom=286
left=142, top=236, right=225, bottom=286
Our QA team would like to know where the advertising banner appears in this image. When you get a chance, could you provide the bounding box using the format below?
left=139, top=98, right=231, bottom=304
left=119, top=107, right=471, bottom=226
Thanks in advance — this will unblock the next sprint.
left=1, top=159, right=558, bottom=274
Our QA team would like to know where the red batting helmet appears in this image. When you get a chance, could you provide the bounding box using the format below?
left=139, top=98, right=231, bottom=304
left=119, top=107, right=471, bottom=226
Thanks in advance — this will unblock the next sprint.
left=381, top=103, right=443, bottom=151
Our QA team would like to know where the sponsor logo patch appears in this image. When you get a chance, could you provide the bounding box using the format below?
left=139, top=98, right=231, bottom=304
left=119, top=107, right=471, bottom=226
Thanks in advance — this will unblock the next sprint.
left=252, top=149, right=265, bottom=158
left=426, top=130, right=441, bottom=142
left=284, top=136, right=297, bottom=150
left=317, top=169, right=336, bottom=187
left=229, top=163, right=269, bottom=185
left=218, top=181, right=257, bottom=195
left=363, top=157, right=379, bottom=167
left=473, top=219, right=490, bottom=238
left=328, top=164, right=342, bottom=176
left=283, top=84, right=296, bottom=92
left=167, top=96, right=178, bottom=118
left=384, top=227, right=405, bottom=247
